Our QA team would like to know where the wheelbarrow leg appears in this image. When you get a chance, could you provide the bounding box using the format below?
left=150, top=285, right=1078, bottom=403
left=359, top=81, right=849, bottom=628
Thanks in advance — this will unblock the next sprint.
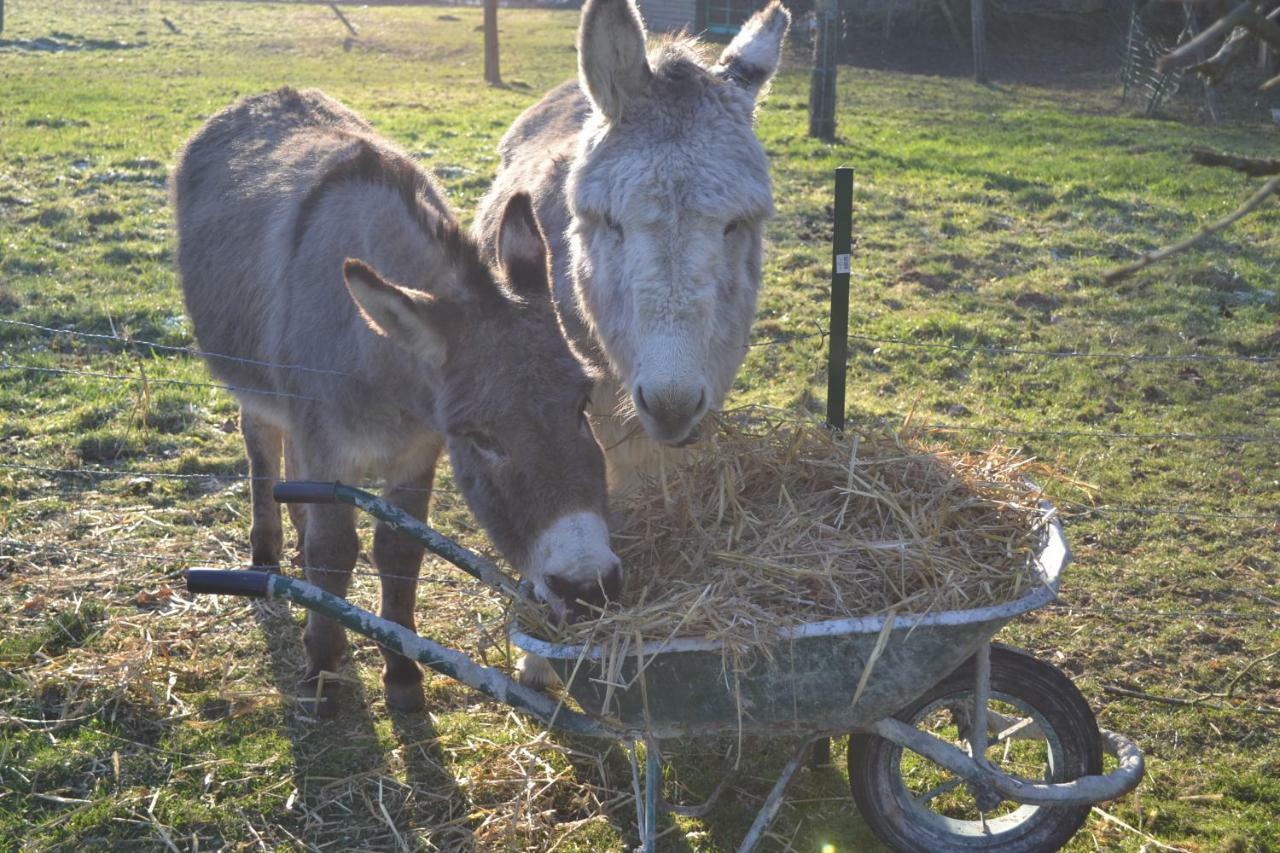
left=809, top=736, right=832, bottom=768
left=646, top=741, right=660, bottom=847
left=628, top=741, right=663, bottom=853
left=738, top=737, right=817, bottom=853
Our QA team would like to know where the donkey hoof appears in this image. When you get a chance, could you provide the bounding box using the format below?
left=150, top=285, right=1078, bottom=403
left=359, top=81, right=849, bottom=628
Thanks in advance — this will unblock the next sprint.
left=251, top=550, right=283, bottom=572
left=517, top=654, right=563, bottom=692
left=384, top=679, right=426, bottom=714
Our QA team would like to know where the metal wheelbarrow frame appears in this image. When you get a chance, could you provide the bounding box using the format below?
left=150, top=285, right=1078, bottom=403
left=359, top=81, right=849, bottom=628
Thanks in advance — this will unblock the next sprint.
left=186, top=479, right=1145, bottom=853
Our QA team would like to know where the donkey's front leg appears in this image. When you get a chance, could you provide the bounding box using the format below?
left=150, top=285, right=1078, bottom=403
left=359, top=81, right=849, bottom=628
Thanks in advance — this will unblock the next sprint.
left=300, top=501, right=359, bottom=717
left=372, top=458, right=439, bottom=713
left=241, top=408, right=284, bottom=569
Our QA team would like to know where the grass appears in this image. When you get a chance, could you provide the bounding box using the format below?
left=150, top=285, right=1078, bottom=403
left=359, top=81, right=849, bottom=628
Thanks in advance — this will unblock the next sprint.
left=1, top=1, right=1277, bottom=849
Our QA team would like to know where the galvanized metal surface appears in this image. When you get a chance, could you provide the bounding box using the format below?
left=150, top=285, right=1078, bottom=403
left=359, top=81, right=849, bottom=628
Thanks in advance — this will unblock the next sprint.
left=510, top=510, right=1067, bottom=738
left=332, top=483, right=529, bottom=603
left=258, top=573, right=617, bottom=739
left=736, top=738, right=817, bottom=853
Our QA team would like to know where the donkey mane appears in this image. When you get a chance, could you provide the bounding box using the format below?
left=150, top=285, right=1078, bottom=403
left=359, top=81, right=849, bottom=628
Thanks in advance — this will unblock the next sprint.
left=292, top=137, right=490, bottom=294
left=646, top=37, right=717, bottom=95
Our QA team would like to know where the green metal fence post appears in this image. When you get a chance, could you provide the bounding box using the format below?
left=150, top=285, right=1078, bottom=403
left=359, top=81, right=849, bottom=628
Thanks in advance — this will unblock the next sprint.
left=826, top=167, right=854, bottom=432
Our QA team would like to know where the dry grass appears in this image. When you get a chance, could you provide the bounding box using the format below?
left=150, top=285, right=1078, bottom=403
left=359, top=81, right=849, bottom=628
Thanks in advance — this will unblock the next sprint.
left=523, top=411, right=1052, bottom=661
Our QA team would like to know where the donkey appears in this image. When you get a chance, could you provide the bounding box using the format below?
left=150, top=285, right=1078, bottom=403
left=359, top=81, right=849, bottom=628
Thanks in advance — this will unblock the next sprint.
left=474, top=0, right=790, bottom=484
left=172, top=88, right=620, bottom=714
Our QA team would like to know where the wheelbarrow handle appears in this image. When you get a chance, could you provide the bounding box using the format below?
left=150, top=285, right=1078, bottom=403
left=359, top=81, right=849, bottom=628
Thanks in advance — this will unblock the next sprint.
left=185, top=569, right=273, bottom=598
left=273, top=480, right=339, bottom=504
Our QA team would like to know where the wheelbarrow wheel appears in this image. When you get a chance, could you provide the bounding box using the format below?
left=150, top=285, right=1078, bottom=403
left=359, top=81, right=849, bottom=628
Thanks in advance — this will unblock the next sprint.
left=847, top=644, right=1102, bottom=852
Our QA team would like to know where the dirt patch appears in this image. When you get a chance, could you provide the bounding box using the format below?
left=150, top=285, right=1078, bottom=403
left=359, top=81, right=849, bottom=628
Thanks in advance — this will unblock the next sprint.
left=0, top=282, right=19, bottom=313
left=87, top=210, right=123, bottom=226
left=24, top=117, right=91, bottom=129
left=1012, top=291, right=1061, bottom=312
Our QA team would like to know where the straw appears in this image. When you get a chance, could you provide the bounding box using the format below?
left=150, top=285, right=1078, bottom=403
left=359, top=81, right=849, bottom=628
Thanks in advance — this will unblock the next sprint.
left=518, top=410, right=1047, bottom=674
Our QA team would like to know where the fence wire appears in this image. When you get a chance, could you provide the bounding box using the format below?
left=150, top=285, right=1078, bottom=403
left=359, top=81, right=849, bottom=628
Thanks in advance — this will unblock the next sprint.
left=2, top=297, right=1277, bottom=628
left=749, top=326, right=1277, bottom=365
left=2, top=461, right=1276, bottom=524
left=4, top=539, right=1275, bottom=624
left=0, top=318, right=348, bottom=375
left=2, top=309, right=1278, bottom=519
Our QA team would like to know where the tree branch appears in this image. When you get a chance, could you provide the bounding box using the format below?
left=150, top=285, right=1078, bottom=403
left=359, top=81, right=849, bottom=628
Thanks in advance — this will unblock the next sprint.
left=1190, top=146, right=1280, bottom=175
left=1189, top=25, right=1256, bottom=84
left=1158, top=2, right=1261, bottom=74
left=1103, top=175, right=1280, bottom=283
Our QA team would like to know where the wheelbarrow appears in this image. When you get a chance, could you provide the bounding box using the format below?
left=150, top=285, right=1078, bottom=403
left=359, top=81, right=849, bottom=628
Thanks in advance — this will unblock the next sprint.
left=186, top=480, right=1145, bottom=852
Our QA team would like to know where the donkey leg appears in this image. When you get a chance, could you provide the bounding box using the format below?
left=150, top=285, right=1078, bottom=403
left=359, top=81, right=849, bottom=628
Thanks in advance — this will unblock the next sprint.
left=372, top=458, right=440, bottom=713
left=299, top=499, right=359, bottom=717
left=283, top=437, right=306, bottom=560
left=241, top=408, right=284, bottom=570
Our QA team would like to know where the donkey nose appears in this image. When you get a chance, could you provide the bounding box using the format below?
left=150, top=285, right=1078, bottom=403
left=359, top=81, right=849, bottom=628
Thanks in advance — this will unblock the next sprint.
left=546, top=559, right=623, bottom=620
left=634, top=384, right=708, bottom=445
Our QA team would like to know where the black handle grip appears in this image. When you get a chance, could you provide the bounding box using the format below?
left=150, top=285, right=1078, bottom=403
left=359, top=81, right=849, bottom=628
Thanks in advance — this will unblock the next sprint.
left=273, top=481, right=339, bottom=504
left=185, top=569, right=272, bottom=598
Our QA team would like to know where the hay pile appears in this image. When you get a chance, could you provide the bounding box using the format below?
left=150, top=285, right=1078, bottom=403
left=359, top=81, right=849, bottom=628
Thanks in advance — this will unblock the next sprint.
left=519, top=412, right=1050, bottom=655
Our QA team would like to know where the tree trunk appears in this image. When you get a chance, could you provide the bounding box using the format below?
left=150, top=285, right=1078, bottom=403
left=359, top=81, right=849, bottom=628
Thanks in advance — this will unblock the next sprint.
left=484, top=0, right=501, bottom=86
left=808, top=0, right=837, bottom=140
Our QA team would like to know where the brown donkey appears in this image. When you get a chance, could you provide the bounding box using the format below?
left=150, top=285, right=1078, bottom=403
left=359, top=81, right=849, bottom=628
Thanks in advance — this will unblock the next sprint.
left=172, top=88, right=620, bottom=714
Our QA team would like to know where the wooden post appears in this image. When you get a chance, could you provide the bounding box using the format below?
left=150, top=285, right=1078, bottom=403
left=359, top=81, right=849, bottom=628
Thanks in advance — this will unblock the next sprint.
left=826, top=167, right=854, bottom=432
left=484, top=0, right=501, bottom=86
left=329, top=3, right=358, bottom=36
left=808, top=0, right=837, bottom=139
left=971, top=0, right=988, bottom=84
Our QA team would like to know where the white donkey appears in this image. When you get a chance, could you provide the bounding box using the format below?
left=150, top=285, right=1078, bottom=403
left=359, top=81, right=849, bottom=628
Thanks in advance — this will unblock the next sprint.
left=474, top=0, right=790, bottom=483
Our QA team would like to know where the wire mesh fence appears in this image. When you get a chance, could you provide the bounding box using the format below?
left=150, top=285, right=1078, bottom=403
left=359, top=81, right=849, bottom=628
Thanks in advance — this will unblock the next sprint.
left=2, top=300, right=1276, bottom=595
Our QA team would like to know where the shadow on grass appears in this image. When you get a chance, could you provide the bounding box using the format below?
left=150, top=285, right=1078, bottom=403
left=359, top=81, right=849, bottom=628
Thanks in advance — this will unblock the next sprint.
left=547, top=733, right=883, bottom=851
left=251, top=594, right=473, bottom=847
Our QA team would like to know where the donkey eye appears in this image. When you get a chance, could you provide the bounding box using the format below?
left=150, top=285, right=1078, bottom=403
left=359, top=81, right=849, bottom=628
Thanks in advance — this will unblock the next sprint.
left=724, top=221, right=740, bottom=236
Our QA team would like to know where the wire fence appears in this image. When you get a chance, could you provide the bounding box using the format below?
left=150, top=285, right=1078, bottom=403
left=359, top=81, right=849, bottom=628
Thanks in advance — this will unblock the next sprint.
left=2, top=460, right=1276, bottom=523
left=3, top=539, right=1275, bottom=625
left=1, top=304, right=1277, bottom=625
left=0, top=539, right=495, bottom=597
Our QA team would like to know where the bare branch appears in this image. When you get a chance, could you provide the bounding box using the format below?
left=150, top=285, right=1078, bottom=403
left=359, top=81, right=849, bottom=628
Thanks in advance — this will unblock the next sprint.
left=1103, top=175, right=1280, bottom=284
left=1189, top=146, right=1280, bottom=175
left=1189, top=25, right=1255, bottom=84
left=1158, top=2, right=1260, bottom=74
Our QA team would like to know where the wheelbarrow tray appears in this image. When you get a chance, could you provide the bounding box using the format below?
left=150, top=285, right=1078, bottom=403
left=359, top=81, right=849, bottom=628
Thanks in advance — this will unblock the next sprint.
left=510, top=509, right=1067, bottom=739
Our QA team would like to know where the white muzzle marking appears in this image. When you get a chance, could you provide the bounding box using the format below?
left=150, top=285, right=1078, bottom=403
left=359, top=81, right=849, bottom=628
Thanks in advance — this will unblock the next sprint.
left=528, top=511, right=618, bottom=605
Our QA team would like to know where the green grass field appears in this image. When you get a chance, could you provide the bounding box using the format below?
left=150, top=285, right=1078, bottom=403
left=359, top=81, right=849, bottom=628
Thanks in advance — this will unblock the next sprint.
left=1, top=1, right=1277, bottom=849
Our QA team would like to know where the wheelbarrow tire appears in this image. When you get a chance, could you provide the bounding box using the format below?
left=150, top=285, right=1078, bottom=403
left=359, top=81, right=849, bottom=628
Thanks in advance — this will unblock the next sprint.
left=847, top=644, right=1102, bottom=853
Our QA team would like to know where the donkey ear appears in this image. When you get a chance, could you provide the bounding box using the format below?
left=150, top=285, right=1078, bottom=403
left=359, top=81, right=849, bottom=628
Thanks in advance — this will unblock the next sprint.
left=578, top=0, right=651, bottom=121
left=713, top=1, right=791, bottom=99
left=497, top=192, right=552, bottom=301
left=343, top=259, right=450, bottom=368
